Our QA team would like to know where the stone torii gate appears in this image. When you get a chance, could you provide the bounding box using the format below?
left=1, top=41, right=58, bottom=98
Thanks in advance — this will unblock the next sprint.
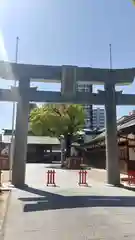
left=0, top=61, right=135, bottom=187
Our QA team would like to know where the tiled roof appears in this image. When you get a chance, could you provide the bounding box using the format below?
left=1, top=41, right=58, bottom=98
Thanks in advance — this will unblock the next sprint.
left=2, top=135, right=60, bottom=145
left=84, top=118, right=135, bottom=146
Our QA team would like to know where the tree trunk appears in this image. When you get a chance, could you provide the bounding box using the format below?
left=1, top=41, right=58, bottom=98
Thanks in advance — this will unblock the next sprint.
left=60, top=137, right=65, bottom=167
left=65, top=134, right=72, bottom=158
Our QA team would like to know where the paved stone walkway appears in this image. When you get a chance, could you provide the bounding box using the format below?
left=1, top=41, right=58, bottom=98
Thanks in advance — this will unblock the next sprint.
left=0, top=192, right=9, bottom=233
left=2, top=164, right=135, bottom=239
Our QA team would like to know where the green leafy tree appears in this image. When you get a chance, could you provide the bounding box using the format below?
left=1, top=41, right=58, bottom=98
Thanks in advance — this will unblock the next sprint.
left=30, top=104, right=85, bottom=157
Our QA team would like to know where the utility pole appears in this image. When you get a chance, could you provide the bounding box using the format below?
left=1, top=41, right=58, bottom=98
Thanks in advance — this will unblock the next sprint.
left=9, top=36, right=19, bottom=182
left=109, top=43, right=112, bottom=69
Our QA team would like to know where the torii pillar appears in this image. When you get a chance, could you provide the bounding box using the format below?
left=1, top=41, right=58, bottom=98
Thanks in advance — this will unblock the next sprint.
left=105, top=83, right=120, bottom=185
left=12, top=78, right=30, bottom=187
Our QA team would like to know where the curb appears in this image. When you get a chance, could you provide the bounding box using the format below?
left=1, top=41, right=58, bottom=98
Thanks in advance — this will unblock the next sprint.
left=0, top=190, right=11, bottom=239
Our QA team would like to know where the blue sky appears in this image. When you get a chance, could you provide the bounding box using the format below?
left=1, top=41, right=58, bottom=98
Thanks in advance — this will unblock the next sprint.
left=0, top=0, right=135, bottom=129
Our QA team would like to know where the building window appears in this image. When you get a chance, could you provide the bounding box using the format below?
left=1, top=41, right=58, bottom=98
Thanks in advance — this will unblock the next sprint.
left=76, top=84, right=92, bottom=93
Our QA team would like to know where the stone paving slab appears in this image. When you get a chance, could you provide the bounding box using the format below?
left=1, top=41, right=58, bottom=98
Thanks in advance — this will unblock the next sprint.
left=3, top=164, right=135, bottom=239
left=3, top=187, right=135, bottom=240
left=0, top=191, right=10, bottom=236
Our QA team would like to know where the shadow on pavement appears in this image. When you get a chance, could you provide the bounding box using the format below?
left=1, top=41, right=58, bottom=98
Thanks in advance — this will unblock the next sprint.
left=120, top=184, right=135, bottom=192
left=18, top=185, right=135, bottom=212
